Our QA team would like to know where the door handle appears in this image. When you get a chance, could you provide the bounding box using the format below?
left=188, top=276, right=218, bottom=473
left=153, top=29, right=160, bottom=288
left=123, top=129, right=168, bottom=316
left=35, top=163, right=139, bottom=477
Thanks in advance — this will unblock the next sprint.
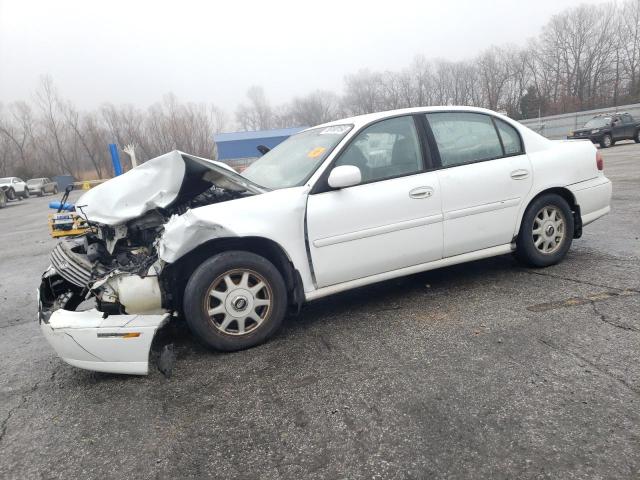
left=409, top=186, right=434, bottom=199
left=510, top=169, right=529, bottom=180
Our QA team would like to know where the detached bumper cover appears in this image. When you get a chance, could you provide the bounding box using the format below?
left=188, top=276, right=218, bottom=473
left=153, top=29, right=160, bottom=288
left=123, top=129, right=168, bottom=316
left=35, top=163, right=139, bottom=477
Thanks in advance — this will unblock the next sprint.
left=39, top=302, right=170, bottom=375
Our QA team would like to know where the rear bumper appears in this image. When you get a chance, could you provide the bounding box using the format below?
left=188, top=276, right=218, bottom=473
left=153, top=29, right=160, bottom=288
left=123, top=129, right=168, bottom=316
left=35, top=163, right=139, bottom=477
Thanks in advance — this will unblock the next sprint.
left=568, top=177, right=612, bottom=226
left=39, top=293, right=170, bottom=375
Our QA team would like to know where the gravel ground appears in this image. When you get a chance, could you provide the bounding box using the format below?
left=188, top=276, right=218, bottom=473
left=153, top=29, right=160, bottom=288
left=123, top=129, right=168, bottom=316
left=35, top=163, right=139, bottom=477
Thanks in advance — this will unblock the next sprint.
left=0, top=143, right=638, bottom=479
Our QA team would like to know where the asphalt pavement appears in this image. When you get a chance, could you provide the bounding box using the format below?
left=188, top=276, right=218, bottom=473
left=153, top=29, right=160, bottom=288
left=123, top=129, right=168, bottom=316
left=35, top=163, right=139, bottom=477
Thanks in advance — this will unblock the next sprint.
left=0, top=143, right=638, bottom=479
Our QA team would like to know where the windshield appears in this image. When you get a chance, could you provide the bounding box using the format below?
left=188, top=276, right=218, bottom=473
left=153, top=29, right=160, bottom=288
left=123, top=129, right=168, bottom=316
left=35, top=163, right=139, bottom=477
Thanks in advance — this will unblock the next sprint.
left=27, top=179, right=42, bottom=185
left=584, top=117, right=611, bottom=128
left=0, top=178, right=12, bottom=186
left=242, top=125, right=353, bottom=189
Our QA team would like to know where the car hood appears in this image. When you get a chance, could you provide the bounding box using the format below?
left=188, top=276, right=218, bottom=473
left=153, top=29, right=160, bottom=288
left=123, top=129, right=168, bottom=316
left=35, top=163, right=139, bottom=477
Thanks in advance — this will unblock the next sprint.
left=77, top=150, right=266, bottom=225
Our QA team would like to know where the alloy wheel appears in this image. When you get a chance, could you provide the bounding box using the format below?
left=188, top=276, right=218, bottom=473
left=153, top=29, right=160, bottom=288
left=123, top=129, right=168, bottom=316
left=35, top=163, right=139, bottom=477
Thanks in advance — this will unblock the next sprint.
left=204, top=269, right=273, bottom=336
left=532, top=206, right=566, bottom=254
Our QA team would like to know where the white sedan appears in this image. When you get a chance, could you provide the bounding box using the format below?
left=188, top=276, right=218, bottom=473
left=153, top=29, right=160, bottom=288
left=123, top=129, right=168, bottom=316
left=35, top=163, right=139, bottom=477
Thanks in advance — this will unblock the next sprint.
left=38, top=106, right=612, bottom=374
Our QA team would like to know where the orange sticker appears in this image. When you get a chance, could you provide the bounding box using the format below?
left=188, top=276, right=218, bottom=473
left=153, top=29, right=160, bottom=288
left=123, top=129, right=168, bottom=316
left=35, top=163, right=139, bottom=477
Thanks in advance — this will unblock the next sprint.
left=307, top=147, right=326, bottom=158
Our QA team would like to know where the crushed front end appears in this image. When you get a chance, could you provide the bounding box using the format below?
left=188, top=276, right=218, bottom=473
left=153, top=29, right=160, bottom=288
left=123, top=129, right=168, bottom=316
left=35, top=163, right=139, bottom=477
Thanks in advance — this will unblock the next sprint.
left=37, top=150, right=263, bottom=375
left=38, top=220, right=171, bottom=375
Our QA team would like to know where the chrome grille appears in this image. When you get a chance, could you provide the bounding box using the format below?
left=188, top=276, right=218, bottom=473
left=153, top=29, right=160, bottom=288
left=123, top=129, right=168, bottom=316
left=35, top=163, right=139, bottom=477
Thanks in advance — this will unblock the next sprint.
left=50, top=240, right=100, bottom=287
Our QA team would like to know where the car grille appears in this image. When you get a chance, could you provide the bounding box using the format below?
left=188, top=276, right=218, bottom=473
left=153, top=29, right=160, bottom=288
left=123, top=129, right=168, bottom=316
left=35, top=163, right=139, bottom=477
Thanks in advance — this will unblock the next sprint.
left=50, top=240, right=104, bottom=287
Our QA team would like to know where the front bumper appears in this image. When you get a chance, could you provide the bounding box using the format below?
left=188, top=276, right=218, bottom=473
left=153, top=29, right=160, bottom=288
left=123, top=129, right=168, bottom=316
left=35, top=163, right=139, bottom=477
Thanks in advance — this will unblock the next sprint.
left=38, top=290, right=170, bottom=375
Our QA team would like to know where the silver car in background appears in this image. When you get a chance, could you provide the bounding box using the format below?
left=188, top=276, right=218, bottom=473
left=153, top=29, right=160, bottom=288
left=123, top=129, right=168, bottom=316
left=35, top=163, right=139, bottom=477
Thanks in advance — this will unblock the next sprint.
left=27, top=177, right=58, bottom=196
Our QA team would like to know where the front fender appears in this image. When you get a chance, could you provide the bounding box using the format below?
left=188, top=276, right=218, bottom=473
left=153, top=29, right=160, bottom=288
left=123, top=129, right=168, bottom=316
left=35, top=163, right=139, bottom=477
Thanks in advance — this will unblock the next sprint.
left=157, top=186, right=315, bottom=291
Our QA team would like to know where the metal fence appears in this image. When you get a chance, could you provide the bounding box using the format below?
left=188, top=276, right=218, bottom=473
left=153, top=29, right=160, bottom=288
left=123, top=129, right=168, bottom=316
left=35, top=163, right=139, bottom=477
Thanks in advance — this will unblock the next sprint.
left=519, top=103, right=640, bottom=139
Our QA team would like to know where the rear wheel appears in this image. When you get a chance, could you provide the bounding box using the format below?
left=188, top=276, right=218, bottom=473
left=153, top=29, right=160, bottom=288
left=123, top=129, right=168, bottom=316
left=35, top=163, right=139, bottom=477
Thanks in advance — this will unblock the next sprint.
left=0, top=191, right=6, bottom=208
left=6, top=188, right=16, bottom=201
left=635, top=129, right=640, bottom=143
left=53, top=185, right=58, bottom=194
left=22, top=188, right=30, bottom=199
left=39, top=188, right=44, bottom=197
left=600, top=134, right=612, bottom=148
left=183, top=251, right=287, bottom=352
left=515, top=193, right=574, bottom=268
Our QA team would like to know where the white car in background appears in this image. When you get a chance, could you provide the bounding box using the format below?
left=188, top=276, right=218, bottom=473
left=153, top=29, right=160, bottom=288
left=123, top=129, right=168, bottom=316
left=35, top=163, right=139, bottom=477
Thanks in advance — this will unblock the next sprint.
left=0, top=176, right=30, bottom=200
left=38, top=106, right=612, bottom=375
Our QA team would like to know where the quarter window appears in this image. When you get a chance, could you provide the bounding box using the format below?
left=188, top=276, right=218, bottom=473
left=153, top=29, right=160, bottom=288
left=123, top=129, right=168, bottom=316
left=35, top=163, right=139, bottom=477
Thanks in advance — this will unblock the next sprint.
left=425, top=112, right=504, bottom=167
left=334, top=116, right=423, bottom=183
left=494, top=118, right=523, bottom=155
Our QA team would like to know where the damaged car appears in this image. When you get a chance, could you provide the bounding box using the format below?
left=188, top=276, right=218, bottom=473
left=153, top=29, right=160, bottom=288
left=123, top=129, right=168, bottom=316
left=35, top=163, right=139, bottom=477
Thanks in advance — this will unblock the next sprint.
left=38, top=107, right=612, bottom=375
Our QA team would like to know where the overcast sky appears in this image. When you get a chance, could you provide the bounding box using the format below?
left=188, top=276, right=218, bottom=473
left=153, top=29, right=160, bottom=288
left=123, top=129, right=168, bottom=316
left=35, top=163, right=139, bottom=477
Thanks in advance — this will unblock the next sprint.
left=1, top=0, right=598, bottom=113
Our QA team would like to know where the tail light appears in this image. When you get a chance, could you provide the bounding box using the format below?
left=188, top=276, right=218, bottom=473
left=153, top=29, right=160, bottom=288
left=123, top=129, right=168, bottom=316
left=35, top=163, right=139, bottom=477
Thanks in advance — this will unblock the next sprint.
left=596, top=150, right=604, bottom=171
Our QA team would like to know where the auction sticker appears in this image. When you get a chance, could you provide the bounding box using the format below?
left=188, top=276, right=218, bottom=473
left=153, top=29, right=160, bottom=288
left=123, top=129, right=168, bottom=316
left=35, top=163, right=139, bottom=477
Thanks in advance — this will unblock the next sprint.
left=307, top=147, right=326, bottom=158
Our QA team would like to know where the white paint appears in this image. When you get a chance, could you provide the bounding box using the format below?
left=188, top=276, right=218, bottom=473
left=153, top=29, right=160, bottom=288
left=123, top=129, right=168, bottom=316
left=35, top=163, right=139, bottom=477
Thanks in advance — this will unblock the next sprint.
left=41, top=308, right=170, bottom=375
left=305, top=244, right=514, bottom=301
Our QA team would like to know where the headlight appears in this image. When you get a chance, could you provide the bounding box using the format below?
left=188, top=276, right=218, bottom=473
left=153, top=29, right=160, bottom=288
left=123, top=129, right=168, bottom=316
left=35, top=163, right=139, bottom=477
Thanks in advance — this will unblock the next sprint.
left=591, top=129, right=600, bottom=134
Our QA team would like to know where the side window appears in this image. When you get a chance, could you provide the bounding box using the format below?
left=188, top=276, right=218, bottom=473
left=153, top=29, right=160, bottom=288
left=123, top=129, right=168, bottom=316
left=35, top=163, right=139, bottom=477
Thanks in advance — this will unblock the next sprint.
left=425, top=112, right=503, bottom=167
left=334, top=116, right=423, bottom=183
left=495, top=118, right=523, bottom=155
left=622, top=114, right=633, bottom=124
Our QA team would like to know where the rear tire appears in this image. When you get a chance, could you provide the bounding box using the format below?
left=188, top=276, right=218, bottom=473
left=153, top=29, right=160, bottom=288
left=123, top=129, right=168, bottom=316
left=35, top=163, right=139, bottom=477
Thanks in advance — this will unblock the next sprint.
left=53, top=186, right=58, bottom=194
left=635, top=130, right=640, bottom=143
left=183, top=251, right=287, bottom=352
left=0, top=191, right=6, bottom=208
left=515, top=193, right=574, bottom=268
left=38, top=188, right=44, bottom=197
left=600, top=134, right=612, bottom=148
left=6, top=188, right=16, bottom=201
left=22, top=188, right=29, bottom=199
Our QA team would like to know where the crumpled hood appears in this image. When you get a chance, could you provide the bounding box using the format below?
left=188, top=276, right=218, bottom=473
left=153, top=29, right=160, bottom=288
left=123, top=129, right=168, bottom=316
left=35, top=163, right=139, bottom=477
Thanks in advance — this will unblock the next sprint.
left=77, top=150, right=265, bottom=225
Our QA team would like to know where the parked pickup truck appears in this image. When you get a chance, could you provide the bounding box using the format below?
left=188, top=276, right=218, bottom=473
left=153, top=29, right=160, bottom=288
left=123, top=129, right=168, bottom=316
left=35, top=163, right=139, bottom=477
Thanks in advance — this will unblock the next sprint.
left=38, top=106, right=612, bottom=375
left=567, top=112, right=640, bottom=147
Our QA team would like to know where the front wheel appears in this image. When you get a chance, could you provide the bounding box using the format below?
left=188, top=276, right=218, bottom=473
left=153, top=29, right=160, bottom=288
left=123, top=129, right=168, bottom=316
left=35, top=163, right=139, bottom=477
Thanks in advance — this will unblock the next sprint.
left=53, top=186, right=58, bottom=194
left=183, top=251, right=287, bottom=352
left=6, top=188, right=16, bottom=201
left=600, top=134, right=612, bottom=148
left=515, top=193, right=574, bottom=268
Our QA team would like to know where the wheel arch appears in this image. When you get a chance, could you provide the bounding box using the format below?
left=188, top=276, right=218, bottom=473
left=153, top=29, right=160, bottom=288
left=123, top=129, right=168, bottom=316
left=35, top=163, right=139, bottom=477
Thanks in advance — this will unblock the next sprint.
left=515, top=187, right=581, bottom=240
left=162, top=236, right=304, bottom=314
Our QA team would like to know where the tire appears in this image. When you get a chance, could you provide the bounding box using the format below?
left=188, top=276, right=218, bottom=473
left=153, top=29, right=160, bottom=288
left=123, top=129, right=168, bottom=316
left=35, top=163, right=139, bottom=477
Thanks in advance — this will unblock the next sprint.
left=22, top=188, right=29, bottom=199
left=53, top=186, right=58, bottom=194
left=38, top=188, right=44, bottom=197
left=0, top=191, right=6, bottom=208
left=515, top=193, right=574, bottom=268
left=600, top=134, right=612, bottom=148
left=6, top=188, right=16, bottom=201
left=183, top=251, right=287, bottom=352
left=635, top=130, right=640, bottom=143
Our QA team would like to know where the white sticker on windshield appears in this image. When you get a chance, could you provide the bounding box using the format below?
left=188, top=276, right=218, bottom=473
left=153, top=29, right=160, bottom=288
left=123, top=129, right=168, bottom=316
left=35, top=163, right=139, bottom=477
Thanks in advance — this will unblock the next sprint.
left=320, top=125, right=351, bottom=135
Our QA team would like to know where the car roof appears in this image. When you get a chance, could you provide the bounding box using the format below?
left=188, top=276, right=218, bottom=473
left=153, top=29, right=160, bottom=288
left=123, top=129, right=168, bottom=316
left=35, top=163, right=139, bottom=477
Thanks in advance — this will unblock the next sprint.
left=309, top=106, right=512, bottom=131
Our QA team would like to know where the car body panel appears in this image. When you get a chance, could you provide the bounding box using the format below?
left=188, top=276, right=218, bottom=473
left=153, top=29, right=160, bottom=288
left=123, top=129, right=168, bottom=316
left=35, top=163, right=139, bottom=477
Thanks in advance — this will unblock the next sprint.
left=307, top=170, right=443, bottom=287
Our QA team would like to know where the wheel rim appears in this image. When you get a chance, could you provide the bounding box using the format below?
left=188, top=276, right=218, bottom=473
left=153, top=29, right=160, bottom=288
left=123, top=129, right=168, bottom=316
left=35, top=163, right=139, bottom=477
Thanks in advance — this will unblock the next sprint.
left=204, top=269, right=272, bottom=336
left=604, top=135, right=611, bottom=147
left=532, top=206, right=566, bottom=255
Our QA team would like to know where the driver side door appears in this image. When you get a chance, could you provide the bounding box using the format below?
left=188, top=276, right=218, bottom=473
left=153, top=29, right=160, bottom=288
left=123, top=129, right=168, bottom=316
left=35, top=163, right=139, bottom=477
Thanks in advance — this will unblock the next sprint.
left=306, top=115, right=443, bottom=288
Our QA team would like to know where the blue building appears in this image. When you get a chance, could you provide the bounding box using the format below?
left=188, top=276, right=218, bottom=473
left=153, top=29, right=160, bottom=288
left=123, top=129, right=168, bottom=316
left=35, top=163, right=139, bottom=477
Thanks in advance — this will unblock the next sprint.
left=214, top=126, right=306, bottom=170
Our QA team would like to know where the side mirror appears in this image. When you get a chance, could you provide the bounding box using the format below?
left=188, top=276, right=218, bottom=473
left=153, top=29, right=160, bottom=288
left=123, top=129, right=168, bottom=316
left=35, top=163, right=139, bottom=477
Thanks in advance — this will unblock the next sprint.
left=328, top=165, right=362, bottom=189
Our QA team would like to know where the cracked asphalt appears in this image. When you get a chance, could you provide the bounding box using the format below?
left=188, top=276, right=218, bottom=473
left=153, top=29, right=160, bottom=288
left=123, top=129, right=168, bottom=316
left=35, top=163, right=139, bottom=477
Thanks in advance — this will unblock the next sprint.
left=0, top=143, right=639, bottom=479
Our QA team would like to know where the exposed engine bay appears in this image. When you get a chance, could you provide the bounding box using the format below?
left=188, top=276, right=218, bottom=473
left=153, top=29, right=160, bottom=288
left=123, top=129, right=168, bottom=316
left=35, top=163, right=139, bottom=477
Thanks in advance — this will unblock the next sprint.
left=40, top=182, right=249, bottom=321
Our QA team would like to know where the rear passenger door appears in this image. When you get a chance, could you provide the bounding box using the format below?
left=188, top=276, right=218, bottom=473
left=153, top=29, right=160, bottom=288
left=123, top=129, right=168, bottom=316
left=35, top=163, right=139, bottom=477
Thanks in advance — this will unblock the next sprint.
left=423, top=112, right=532, bottom=257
